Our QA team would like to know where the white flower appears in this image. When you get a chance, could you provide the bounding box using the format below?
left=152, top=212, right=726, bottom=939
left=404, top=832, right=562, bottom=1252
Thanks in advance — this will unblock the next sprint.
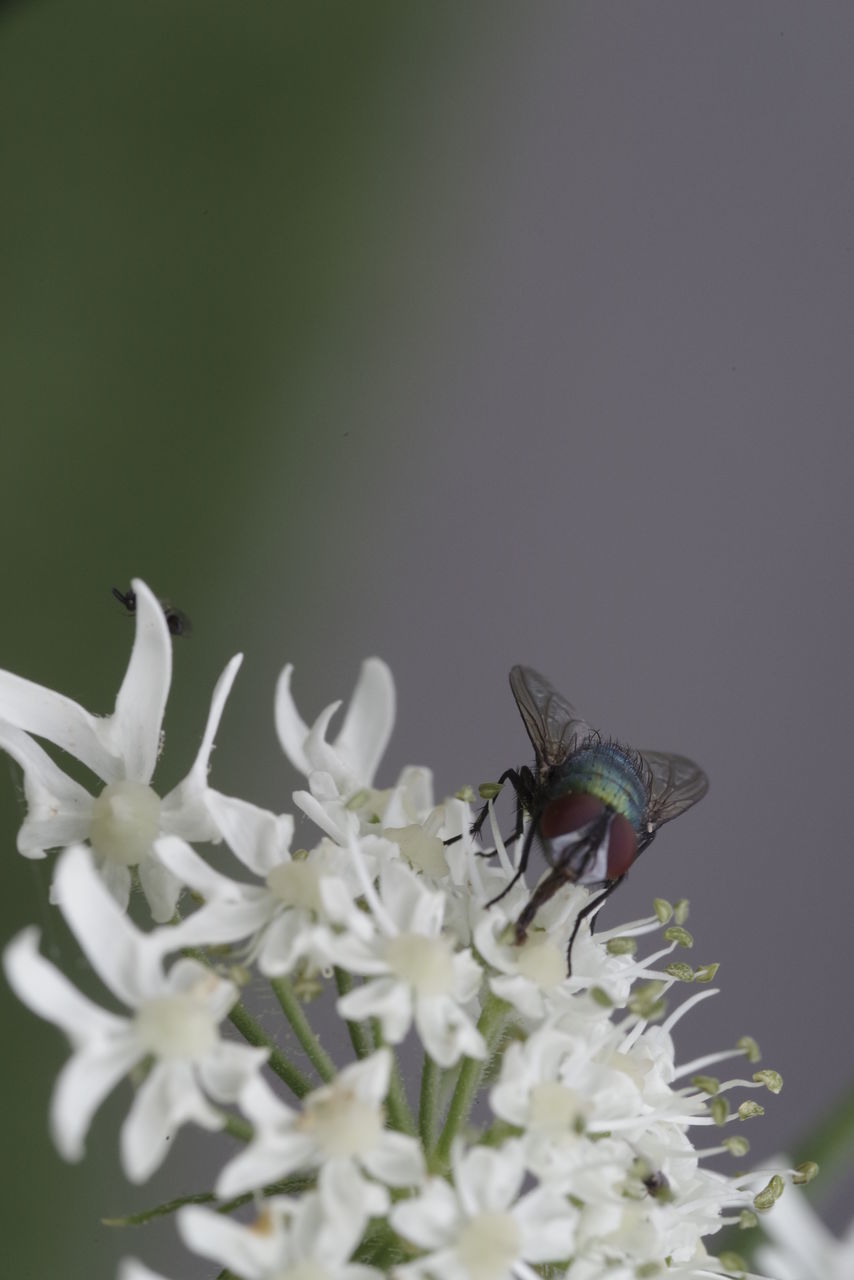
left=0, top=578, right=241, bottom=921
left=276, top=657, right=395, bottom=793
left=326, top=855, right=487, bottom=1067
left=217, top=1048, right=424, bottom=1235
left=179, top=1192, right=383, bottom=1280
left=2, top=845, right=266, bottom=1181
left=391, top=1141, right=576, bottom=1280
left=156, top=790, right=344, bottom=974
left=756, top=1182, right=854, bottom=1280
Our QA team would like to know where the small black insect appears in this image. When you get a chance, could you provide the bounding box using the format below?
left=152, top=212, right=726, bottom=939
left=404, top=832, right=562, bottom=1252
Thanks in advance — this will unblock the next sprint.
left=112, top=586, right=192, bottom=638
left=458, top=666, right=708, bottom=971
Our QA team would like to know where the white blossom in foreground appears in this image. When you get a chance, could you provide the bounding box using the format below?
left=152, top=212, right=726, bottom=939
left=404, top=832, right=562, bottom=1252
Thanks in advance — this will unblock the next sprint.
left=217, top=1049, right=424, bottom=1229
left=756, top=1177, right=853, bottom=1280
left=325, top=854, right=487, bottom=1067
left=0, top=622, right=814, bottom=1280
left=3, top=845, right=267, bottom=1181
left=0, top=578, right=241, bottom=920
left=391, top=1141, right=576, bottom=1280
left=179, top=1192, right=383, bottom=1280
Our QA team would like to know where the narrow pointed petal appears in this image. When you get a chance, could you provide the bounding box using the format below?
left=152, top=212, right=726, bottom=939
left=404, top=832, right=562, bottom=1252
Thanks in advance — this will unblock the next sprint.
left=205, top=789, right=294, bottom=877
left=50, top=1034, right=141, bottom=1160
left=0, top=673, right=121, bottom=781
left=3, top=927, right=123, bottom=1042
left=121, top=1061, right=223, bottom=1182
left=274, top=663, right=313, bottom=774
left=333, top=658, right=395, bottom=787
left=179, top=1206, right=277, bottom=1276
left=160, top=655, right=243, bottom=840
left=53, top=846, right=169, bottom=1006
left=103, top=580, right=173, bottom=783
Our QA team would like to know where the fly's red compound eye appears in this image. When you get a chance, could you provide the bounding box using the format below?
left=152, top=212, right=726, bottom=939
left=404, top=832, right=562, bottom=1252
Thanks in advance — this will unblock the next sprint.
left=605, top=813, right=637, bottom=878
left=539, top=792, right=604, bottom=840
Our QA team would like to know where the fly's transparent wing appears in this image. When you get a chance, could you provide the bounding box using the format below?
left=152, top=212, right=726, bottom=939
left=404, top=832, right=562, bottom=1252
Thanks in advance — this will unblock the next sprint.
left=639, top=749, right=709, bottom=831
left=509, top=666, right=597, bottom=769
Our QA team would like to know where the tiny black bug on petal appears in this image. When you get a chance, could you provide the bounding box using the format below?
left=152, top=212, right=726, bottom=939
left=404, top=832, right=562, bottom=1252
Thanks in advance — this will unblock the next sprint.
left=111, top=586, right=192, bottom=638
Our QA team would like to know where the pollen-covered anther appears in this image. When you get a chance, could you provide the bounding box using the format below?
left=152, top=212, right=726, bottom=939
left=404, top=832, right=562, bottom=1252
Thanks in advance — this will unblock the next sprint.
left=90, top=781, right=161, bottom=866
left=383, top=932, right=455, bottom=995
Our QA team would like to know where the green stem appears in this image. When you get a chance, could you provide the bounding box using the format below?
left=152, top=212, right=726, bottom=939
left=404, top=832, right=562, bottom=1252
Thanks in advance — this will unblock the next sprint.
left=367, top=1018, right=415, bottom=1135
left=419, top=1054, right=439, bottom=1150
left=228, top=1000, right=312, bottom=1098
left=222, top=1112, right=252, bottom=1144
left=271, top=976, right=336, bottom=1082
left=433, top=993, right=508, bottom=1170
left=103, top=1190, right=216, bottom=1227
left=334, top=967, right=374, bottom=1059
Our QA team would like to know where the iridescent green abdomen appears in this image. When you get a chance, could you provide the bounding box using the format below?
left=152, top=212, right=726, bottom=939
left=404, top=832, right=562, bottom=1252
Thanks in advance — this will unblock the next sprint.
left=551, top=743, right=647, bottom=831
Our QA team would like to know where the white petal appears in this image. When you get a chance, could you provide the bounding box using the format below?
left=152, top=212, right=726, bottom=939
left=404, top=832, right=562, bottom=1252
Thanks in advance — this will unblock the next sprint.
left=457, top=1143, right=524, bottom=1215
left=274, top=663, right=313, bottom=775
left=104, top=579, right=172, bottom=782
left=0, top=673, right=122, bottom=782
left=293, top=786, right=357, bottom=844
left=51, top=1035, right=141, bottom=1160
left=197, top=1043, right=269, bottom=1102
left=0, top=721, right=94, bottom=856
left=332, top=658, right=395, bottom=788
left=414, top=995, right=486, bottom=1068
left=121, top=1060, right=223, bottom=1182
left=205, top=789, right=294, bottom=876
left=216, top=1130, right=316, bottom=1198
left=361, top=1130, right=426, bottom=1187
left=118, top=1260, right=175, bottom=1280
left=138, top=856, right=183, bottom=924
left=159, top=655, right=243, bottom=840
left=53, top=846, right=169, bottom=1006
left=337, top=977, right=413, bottom=1044
left=337, top=1048, right=392, bottom=1102
left=3, top=926, right=124, bottom=1043
left=319, top=1160, right=389, bottom=1229
left=391, top=1177, right=461, bottom=1248
left=179, top=1205, right=278, bottom=1277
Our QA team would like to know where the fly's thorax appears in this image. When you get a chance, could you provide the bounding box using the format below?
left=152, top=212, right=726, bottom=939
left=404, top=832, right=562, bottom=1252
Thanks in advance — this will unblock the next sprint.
left=550, top=743, right=647, bottom=831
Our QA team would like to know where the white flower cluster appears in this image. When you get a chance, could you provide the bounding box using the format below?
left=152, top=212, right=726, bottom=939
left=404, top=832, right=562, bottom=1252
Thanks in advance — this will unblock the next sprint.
left=2, top=581, right=805, bottom=1280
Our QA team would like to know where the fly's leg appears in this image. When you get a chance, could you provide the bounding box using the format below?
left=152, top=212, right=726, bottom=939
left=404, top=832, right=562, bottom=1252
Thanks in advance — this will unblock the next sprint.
left=485, top=814, right=538, bottom=908
left=444, top=767, right=529, bottom=851
left=512, top=814, right=611, bottom=944
left=565, top=874, right=625, bottom=976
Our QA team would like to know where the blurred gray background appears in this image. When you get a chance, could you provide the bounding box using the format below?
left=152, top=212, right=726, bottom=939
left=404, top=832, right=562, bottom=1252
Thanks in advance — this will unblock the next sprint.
left=2, top=2, right=852, bottom=1275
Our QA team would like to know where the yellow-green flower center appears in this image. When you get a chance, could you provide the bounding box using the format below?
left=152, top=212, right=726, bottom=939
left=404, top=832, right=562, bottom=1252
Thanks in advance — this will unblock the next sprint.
left=90, top=781, right=161, bottom=866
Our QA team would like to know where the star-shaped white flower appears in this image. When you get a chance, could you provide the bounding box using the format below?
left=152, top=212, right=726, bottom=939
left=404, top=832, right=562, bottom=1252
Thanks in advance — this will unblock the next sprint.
left=3, top=845, right=266, bottom=1181
left=391, top=1141, right=576, bottom=1280
left=179, top=1192, right=383, bottom=1280
left=325, top=856, right=487, bottom=1068
left=155, top=790, right=354, bottom=974
left=217, top=1048, right=424, bottom=1238
left=0, top=578, right=242, bottom=920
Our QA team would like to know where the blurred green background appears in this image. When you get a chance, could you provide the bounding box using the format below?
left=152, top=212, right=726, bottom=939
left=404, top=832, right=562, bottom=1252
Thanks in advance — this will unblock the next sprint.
left=4, top=3, right=854, bottom=1276
left=1, top=3, right=470, bottom=1275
